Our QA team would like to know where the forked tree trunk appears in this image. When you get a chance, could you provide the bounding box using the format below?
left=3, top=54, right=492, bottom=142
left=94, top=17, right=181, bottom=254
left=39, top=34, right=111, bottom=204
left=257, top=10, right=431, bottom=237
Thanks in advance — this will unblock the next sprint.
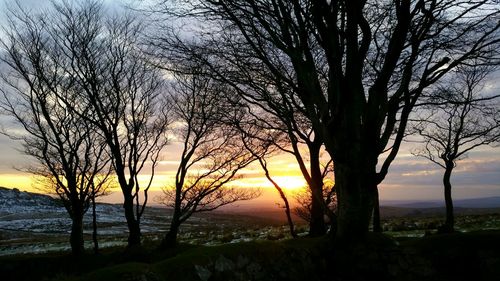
left=114, top=154, right=142, bottom=247
left=123, top=193, right=141, bottom=246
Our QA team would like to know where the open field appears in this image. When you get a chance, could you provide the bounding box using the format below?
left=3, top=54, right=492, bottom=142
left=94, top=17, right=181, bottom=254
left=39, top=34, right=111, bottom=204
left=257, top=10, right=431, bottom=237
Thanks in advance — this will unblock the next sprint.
left=2, top=187, right=500, bottom=256
left=2, top=200, right=500, bottom=256
left=2, top=187, right=500, bottom=280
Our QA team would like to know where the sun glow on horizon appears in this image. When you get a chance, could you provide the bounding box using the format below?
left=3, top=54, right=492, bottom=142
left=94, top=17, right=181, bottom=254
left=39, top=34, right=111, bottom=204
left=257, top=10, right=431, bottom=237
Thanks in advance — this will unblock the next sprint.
left=271, top=176, right=308, bottom=190
left=0, top=170, right=308, bottom=193
left=230, top=175, right=307, bottom=191
left=0, top=174, right=37, bottom=192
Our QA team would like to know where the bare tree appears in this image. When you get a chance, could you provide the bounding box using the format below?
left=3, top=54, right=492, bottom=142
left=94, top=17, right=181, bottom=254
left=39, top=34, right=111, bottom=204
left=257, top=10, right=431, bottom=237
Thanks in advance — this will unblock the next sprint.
left=237, top=115, right=336, bottom=237
left=0, top=4, right=111, bottom=254
left=151, top=0, right=500, bottom=241
left=259, top=158, right=298, bottom=237
left=0, top=1, right=170, bottom=247
left=240, top=94, right=332, bottom=237
left=148, top=26, right=332, bottom=237
left=294, top=182, right=336, bottom=228
left=411, top=65, right=500, bottom=232
left=158, top=68, right=260, bottom=248
left=293, top=161, right=337, bottom=230
left=233, top=117, right=299, bottom=237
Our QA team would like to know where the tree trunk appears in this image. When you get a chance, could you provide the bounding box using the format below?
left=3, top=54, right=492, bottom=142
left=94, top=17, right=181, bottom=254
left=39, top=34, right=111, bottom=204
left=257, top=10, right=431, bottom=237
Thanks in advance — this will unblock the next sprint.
left=309, top=184, right=326, bottom=236
left=161, top=216, right=181, bottom=249
left=91, top=191, right=99, bottom=254
left=372, top=186, right=382, bottom=232
left=309, top=144, right=326, bottom=236
left=161, top=226, right=179, bottom=249
left=161, top=179, right=184, bottom=249
left=442, top=164, right=454, bottom=232
left=123, top=193, right=141, bottom=247
left=259, top=159, right=297, bottom=238
left=334, top=161, right=375, bottom=242
left=281, top=191, right=297, bottom=238
left=114, top=155, right=142, bottom=247
left=270, top=180, right=296, bottom=238
left=70, top=213, right=85, bottom=256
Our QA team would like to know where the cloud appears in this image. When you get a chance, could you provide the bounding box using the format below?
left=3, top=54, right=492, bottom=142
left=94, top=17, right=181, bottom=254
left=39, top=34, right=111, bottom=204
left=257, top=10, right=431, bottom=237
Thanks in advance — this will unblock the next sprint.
left=382, top=151, right=500, bottom=187
left=0, top=134, right=31, bottom=173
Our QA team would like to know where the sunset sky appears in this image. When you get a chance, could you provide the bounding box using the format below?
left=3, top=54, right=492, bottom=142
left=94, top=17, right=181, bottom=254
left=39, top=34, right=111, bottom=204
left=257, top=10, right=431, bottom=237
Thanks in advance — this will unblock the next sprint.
left=0, top=0, right=499, bottom=207
left=1, top=130, right=500, bottom=206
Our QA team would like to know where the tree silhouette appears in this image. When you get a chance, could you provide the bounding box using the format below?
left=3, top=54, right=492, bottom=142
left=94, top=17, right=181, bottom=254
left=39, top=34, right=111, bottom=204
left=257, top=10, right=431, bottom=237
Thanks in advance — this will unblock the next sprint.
left=0, top=1, right=170, bottom=247
left=149, top=10, right=332, bottom=238
left=411, top=65, right=500, bottom=232
left=158, top=66, right=260, bottom=248
left=0, top=3, right=111, bottom=254
left=232, top=85, right=332, bottom=237
left=232, top=116, right=299, bottom=237
left=293, top=166, right=337, bottom=231
left=152, top=0, right=500, bottom=241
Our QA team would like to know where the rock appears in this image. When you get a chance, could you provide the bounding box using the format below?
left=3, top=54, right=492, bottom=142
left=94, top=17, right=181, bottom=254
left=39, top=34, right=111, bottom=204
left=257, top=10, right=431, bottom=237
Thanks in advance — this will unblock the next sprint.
left=397, top=257, right=409, bottom=270
left=214, top=255, right=235, bottom=272
left=246, top=262, right=262, bottom=277
left=237, top=255, right=250, bottom=269
left=194, top=265, right=212, bottom=281
left=387, top=263, right=400, bottom=277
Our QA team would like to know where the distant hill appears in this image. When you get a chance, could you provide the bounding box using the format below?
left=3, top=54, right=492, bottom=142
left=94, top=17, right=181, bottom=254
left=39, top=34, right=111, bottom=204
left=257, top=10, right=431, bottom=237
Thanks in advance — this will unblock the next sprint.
left=2, top=185, right=499, bottom=222
left=381, top=196, right=500, bottom=209
left=0, top=186, right=61, bottom=214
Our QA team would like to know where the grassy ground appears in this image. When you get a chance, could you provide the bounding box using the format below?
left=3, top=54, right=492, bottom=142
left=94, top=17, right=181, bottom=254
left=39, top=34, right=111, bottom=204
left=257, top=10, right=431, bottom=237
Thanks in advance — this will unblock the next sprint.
left=1, top=230, right=500, bottom=281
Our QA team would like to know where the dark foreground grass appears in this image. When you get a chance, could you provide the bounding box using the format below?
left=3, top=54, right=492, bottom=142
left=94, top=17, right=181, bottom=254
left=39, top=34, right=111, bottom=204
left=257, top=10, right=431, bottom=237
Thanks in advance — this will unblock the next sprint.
left=0, top=241, right=197, bottom=281
left=1, top=231, right=499, bottom=281
left=398, top=230, right=500, bottom=281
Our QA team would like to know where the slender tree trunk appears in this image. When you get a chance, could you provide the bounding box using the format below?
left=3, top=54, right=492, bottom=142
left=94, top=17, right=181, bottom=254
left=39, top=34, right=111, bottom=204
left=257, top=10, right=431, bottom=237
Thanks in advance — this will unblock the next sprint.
left=372, top=186, right=382, bottom=232
left=279, top=189, right=297, bottom=238
left=91, top=190, right=99, bottom=254
left=442, top=164, right=454, bottom=232
left=161, top=214, right=181, bottom=249
left=123, top=192, right=141, bottom=246
left=258, top=159, right=297, bottom=238
left=70, top=213, right=85, bottom=256
left=266, top=174, right=297, bottom=238
left=309, top=145, right=326, bottom=236
left=161, top=179, right=184, bottom=249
